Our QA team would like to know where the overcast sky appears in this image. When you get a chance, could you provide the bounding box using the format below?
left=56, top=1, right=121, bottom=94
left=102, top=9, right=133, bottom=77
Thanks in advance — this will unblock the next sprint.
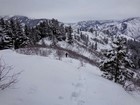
left=0, top=0, right=140, bottom=22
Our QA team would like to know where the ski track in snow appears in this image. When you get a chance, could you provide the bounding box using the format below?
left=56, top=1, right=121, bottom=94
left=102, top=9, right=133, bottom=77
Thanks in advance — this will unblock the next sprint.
left=70, top=68, right=87, bottom=105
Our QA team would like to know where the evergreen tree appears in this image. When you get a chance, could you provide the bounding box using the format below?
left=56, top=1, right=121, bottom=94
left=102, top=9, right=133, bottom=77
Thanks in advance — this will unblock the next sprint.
left=14, top=20, right=27, bottom=49
left=37, top=21, right=49, bottom=38
left=24, top=25, right=31, bottom=37
left=127, top=39, right=140, bottom=69
left=31, top=28, right=41, bottom=44
left=48, top=19, right=60, bottom=46
left=100, top=37, right=135, bottom=85
left=0, top=18, right=8, bottom=35
left=10, top=19, right=17, bottom=36
left=94, top=42, right=97, bottom=50
left=0, top=18, right=6, bottom=30
left=85, top=35, right=89, bottom=46
left=58, top=24, right=66, bottom=41
left=89, top=28, right=94, bottom=33
left=0, top=19, right=13, bottom=49
left=66, top=26, right=73, bottom=44
left=77, top=28, right=80, bottom=34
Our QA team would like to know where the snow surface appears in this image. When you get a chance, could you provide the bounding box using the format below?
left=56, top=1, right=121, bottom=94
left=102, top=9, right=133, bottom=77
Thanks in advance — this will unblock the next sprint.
left=72, top=17, right=140, bottom=39
left=0, top=50, right=140, bottom=105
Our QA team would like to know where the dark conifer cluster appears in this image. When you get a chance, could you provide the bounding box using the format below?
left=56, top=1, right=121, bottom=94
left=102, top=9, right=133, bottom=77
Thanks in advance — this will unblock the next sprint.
left=0, top=18, right=73, bottom=49
left=100, top=37, right=135, bottom=85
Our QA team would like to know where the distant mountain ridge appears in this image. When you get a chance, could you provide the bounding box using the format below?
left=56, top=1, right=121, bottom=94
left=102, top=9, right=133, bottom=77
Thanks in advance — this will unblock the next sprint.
left=72, top=17, right=140, bottom=40
left=0, top=15, right=50, bottom=27
left=1, top=16, right=140, bottom=40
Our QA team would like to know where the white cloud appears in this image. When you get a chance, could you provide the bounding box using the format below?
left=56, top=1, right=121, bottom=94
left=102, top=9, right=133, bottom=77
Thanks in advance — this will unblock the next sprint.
left=0, top=0, right=140, bottom=22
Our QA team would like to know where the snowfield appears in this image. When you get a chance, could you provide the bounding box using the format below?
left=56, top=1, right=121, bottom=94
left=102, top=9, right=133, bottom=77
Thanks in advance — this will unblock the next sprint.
left=0, top=50, right=140, bottom=105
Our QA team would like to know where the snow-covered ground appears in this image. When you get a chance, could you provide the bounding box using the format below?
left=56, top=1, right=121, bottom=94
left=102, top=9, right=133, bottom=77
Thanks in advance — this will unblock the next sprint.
left=0, top=50, right=140, bottom=105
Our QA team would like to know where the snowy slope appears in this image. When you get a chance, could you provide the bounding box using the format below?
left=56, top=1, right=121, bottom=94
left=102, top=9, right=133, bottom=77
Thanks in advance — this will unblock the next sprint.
left=72, top=17, right=140, bottom=39
left=0, top=50, right=140, bottom=105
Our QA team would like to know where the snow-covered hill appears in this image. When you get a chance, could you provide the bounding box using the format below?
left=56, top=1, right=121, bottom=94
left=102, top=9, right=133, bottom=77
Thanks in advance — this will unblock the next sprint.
left=1, top=15, right=139, bottom=68
left=0, top=50, right=140, bottom=105
left=1, top=16, right=140, bottom=39
left=38, top=18, right=139, bottom=66
left=1, top=15, right=50, bottom=27
left=72, top=17, right=140, bottom=39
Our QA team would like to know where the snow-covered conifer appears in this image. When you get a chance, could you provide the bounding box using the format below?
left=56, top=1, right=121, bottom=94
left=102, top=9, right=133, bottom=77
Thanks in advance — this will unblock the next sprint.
left=100, top=37, right=135, bottom=85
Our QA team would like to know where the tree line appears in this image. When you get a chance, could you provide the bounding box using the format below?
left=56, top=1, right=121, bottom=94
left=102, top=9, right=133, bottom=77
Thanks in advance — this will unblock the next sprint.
left=100, top=36, right=140, bottom=91
left=0, top=18, right=73, bottom=50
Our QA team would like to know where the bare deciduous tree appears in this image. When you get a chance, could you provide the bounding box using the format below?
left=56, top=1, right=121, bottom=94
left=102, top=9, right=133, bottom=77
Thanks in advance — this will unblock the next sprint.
left=56, top=50, right=64, bottom=60
left=0, top=58, right=21, bottom=90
